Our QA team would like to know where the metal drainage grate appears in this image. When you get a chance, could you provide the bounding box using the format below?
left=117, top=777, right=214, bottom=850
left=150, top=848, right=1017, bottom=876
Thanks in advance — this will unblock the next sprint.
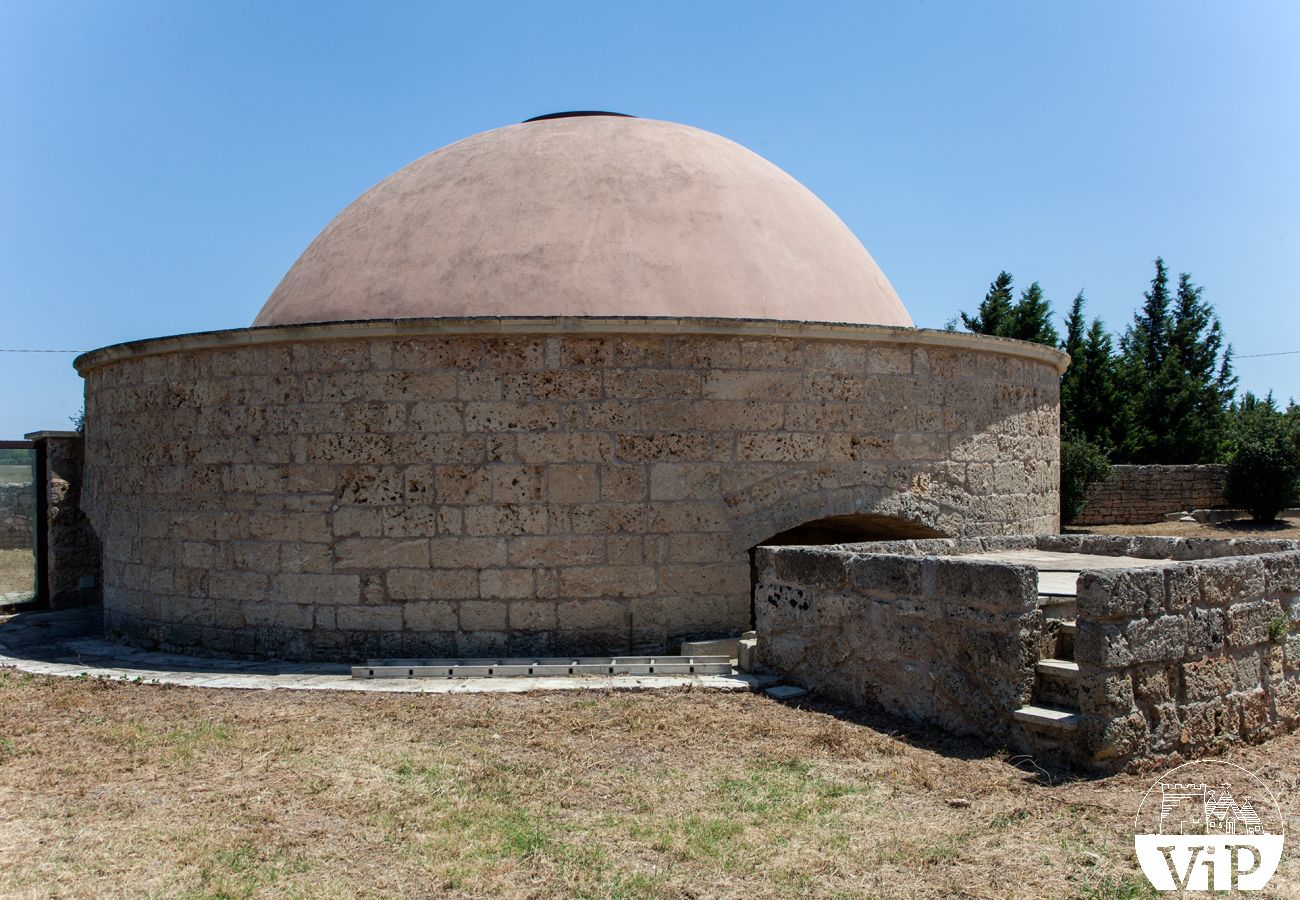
left=351, top=656, right=733, bottom=680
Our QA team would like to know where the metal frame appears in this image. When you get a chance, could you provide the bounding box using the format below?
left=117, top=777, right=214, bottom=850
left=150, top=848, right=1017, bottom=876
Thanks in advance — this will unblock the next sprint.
left=353, top=656, right=733, bottom=680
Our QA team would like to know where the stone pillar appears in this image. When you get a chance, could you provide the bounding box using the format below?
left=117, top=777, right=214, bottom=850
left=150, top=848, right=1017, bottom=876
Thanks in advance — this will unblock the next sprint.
left=25, top=430, right=101, bottom=608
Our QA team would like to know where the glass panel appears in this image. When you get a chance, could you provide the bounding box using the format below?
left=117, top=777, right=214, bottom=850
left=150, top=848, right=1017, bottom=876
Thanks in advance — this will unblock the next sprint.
left=0, top=446, right=37, bottom=603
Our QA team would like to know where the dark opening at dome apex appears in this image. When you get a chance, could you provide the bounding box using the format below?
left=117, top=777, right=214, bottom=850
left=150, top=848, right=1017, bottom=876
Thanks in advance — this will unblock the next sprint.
left=523, top=110, right=635, bottom=123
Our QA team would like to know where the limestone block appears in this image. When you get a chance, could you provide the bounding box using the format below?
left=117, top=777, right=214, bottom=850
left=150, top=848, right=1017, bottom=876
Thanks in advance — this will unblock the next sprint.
left=1075, top=620, right=1132, bottom=669
left=1077, top=569, right=1164, bottom=619
left=508, top=599, right=558, bottom=630
left=933, top=559, right=1035, bottom=610
left=547, top=465, right=599, bottom=503
left=649, top=463, right=721, bottom=501
left=1197, top=557, right=1267, bottom=607
left=557, top=599, right=627, bottom=632
left=1124, top=615, right=1188, bottom=664
left=404, top=600, right=458, bottom=631
left=1226, top=598, right=1283, bottom=647
left=479, top=568, right=534, bottom=600
left=772, top=548, right=849, bottom=591
left=1183, top=606, right=1227, bottom=658
left=558, top=566, right=657, bottom=598
left=464, top=505, right=548, bottom=537
left=1262, top=551, right=1300, bottom=596
left=458, top=600, right=508, bottom=631
left=333, top=538, right=429, bottom=570
left=386, top=568, right=478, bottom=601
left=1163, top=565, right=1200, bottom=613
left=1183, top=656, right=1236, bottom=702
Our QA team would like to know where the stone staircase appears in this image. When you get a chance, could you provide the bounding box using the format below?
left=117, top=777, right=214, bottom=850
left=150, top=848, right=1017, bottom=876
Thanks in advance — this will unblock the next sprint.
left=1013, top=568, right=1083, bottom=749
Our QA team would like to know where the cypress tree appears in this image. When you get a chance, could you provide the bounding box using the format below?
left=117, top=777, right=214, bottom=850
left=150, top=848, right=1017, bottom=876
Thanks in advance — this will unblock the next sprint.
left=961, top=272, right=1059, bottom=346
left=961, top=272, right=1016, bottom=336
left=1116, top=259, right=1235, bottom=462
left=1012, top=281, right=1060, bottom=346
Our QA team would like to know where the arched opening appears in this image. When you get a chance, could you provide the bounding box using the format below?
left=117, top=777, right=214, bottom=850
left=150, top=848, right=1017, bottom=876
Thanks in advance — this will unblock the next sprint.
left=747, top=513, right=947, bottom=628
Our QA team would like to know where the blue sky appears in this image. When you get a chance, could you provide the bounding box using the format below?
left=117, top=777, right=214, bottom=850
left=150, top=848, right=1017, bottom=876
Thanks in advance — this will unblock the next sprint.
left=2, top=1, right=1297, bottom=436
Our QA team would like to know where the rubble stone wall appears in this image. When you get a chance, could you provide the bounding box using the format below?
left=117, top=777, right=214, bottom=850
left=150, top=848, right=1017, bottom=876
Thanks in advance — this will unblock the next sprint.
left=1075, top=464, right=1227, bottom=525
left=35, top=434, right=102, bottom=607
left=0, top=481, right=35, bottom=550
left=754, top=544, right=1041, bottom=740
left=1075, top=551, right=1300, bottom=770
left=77, top=319, right=1063, bottom=661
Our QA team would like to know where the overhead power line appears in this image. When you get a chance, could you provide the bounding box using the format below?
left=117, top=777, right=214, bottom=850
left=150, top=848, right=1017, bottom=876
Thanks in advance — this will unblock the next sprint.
left=0, top=349, right=85, bottom=353
left=1235, top=350, right=1300, bottom=359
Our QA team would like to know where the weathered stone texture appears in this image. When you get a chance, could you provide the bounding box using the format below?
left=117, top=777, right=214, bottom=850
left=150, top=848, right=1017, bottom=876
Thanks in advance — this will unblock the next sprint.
left=1076, top=549, right=1300, bottom=769
left=755, top=546, right=1041, bottom=740
left=81, top=327, right=1061, bottom=660
left=1075, top=464, right=1227, bottom=526
left=29, top=434, right=102, bottom=607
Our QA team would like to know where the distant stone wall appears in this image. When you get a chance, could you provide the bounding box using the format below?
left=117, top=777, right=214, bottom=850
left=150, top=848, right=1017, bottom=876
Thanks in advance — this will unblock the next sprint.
left=0, top=481, right=35, bottom=550
left=1076, top=551, right=1300, bottom=770
left=755, top=544, right=1040, bottom=742
left=78, top=318, right=1064, bottom=661
left=1074, top=464, right=1227, bottom=526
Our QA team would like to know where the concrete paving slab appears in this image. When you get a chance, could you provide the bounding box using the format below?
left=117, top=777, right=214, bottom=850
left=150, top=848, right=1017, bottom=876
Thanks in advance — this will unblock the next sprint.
left=0, top=605, right=779, bottom=696
left=961, top=550, right=1178, bottom=571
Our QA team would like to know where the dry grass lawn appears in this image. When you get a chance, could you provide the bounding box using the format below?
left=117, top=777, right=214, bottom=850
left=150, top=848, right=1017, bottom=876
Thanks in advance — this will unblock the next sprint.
left=2, top=671, right=1298, bottom=898
left=0, top=549, right=34, bottom=596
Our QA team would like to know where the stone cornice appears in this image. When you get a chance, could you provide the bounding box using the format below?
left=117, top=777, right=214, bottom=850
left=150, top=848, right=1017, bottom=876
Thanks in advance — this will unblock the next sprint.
left=74, top=316, right=1070, bottom=375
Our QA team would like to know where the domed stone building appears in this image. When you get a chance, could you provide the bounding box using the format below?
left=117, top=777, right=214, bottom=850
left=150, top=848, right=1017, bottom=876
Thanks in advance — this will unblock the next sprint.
left=76, top=113, right=1066, bottom=660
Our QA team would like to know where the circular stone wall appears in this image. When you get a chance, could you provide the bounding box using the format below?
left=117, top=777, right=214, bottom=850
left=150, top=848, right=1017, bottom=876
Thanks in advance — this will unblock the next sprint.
left=77, top=318, right=1066, bottom=661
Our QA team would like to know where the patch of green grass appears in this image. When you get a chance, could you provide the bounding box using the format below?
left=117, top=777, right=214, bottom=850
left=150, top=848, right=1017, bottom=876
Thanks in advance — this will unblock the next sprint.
left=1077, top=873, right=1160, bottom=899
left=188, top=839, right=313, bottom=899
left=1268, top=615, right=1290, bottom=645
left=989, top=808, right=1030, bottom=829
left=713, top=756, right=864, bottom=819
left=0, top=735, right=15, bottom=758
left=102, top=720, right=233, bottom=760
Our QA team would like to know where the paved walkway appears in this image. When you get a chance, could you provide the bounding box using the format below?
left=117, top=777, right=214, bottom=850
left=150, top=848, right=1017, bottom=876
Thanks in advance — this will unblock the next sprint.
left=0, top=605, right=774, bottom=695
left=960, top=548, right=1177, bottom=598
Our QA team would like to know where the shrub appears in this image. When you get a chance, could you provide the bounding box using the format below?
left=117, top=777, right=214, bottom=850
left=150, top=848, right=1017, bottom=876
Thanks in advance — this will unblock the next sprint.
left=1225, top=413, right=1300, bottom=522
left=1060, top=438, right=1112, bottom=523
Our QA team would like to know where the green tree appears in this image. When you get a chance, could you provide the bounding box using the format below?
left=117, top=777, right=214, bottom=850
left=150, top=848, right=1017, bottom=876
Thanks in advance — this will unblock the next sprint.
left=961, top=272, right=1015, bottom=336
left=1224, top=393, right=1300, bottom=521
left=1117, top=258, right=1233, bottom=463
left=1059, top=293, right=1122, bottom=452
left=960, top=272, right=1059, bottom=346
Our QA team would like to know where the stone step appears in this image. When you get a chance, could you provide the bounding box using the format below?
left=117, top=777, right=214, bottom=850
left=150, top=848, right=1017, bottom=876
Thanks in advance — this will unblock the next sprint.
left=1036, top=658, right=1079, bottom=679
left=1038, top=596, right=1077, bottom=617
left=1058, top=619, right=1076, bottom=635
left=1014, top=703, right=1081, bottom=733
left=1036, top=570, right=1080, bottom=598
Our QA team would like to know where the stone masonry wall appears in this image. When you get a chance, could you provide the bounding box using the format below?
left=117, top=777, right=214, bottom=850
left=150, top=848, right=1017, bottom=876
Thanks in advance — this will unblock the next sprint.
left=1075, top=464, right=1227, bottom=526
left=1075, top=551, right=1300, bottom=771
left=0, top=480, right=35, bottom=551
left=34, top=434, right=102, bottom=607
left=79, top=323, right=1062, bottom=661
left=754, top=545, right=1041, bottom=741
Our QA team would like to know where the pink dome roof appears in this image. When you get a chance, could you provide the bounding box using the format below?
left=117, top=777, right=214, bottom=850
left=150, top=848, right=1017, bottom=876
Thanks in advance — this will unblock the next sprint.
left=253, top=115, right=912, bottom=328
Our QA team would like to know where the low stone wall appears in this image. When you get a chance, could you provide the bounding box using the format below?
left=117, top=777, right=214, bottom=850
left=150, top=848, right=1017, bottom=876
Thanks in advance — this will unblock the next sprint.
left=1075, top=552, right=1300, bottom=770
left=754, top=544, right=1041, bottom=742
left=755, top=534, right=1298, bottom=771
left=0, top=481, right=35, bottom=550
left=1075, top=464, right=1226, bottom=526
